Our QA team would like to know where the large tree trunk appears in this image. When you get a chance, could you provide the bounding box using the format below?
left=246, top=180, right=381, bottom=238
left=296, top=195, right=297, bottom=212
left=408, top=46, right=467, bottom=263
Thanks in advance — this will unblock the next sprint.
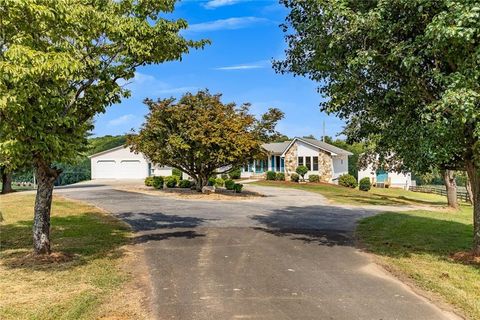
left=33, top=160, right=61, bottom=255
left=466, top=175, right=474, bottom=204
left=466, top=161, right=480, bottom=256
left=1, top=170, right=13, bottom=194
left=442, top=169, right=459, bottom=209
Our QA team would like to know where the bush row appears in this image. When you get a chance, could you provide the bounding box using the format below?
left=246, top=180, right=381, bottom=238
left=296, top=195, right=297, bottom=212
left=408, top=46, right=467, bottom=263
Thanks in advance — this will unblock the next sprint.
left=145, top=176, right=243, bottom=192
left=266, top=171, right=286, bottom=181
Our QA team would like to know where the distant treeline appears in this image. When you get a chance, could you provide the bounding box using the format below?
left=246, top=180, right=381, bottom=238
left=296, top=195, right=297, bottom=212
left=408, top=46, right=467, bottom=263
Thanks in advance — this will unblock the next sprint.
left=14, top=135, right=127, bottom=185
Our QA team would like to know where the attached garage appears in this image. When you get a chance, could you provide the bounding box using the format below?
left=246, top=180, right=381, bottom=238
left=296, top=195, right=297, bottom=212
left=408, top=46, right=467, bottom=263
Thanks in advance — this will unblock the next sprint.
left=90, top=146, right=172, bottom=180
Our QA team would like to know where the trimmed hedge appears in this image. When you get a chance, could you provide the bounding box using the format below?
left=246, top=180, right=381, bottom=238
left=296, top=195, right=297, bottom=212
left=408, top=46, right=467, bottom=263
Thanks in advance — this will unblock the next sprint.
left=339, top=174, right=358, bottom=188
left=144, top=176, right=154, bottom=186
left=266, top=171, right=276, bottom=180
left=215, top=177, right=225, bottom=187
left=233, top=183, right=243, bottom=193
left=179, top=179, right=192, bottom=188
left=308, top=174, right=320, bottom=183
left=290, top=173, right=300, bottom=182
left=152, top=176, right=164, bottom=189
left=229, top=168, right=241, bottom=179
left=359, top=177, right=372, bottom=191
left=172, top=168, right=182, bottom=178
left=276, top=172, right=285, bottom=181
left=225, top=179, right=235, bottom=190
left=164, top=176, right=178, bottom=188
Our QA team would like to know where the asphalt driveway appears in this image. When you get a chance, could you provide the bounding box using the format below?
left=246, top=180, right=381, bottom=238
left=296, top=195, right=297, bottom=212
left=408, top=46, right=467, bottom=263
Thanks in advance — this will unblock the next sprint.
left=58, top=181, right=460, bottom=320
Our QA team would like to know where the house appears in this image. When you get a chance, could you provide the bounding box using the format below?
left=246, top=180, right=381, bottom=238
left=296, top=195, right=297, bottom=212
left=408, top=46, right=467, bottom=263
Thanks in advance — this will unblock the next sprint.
left=241, top=137, right=353, bottom=183
left=90, top=137, right=352, bottom=182
left=358, top=164, right=412, bottom=189
left=89, top=146, right=172, bottom=179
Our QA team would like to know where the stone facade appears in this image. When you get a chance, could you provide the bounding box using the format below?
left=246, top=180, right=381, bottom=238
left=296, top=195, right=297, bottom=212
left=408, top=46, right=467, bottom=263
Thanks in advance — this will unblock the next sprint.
left=318, top=149, right=333, bottom=182
left=284, top=143, right=297, bottom=181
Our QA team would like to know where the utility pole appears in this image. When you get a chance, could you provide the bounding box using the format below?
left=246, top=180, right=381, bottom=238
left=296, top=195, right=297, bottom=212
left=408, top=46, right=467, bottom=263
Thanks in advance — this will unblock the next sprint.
left=322, top=120, right=326, bottom=142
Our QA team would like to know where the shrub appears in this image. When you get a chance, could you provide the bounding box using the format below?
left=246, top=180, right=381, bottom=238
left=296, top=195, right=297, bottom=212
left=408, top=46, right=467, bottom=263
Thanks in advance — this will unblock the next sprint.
left=165, top=176, right=178, bottom=188
left=290, top=173, right=300, bottom=182
left=225, top=179, right=235, bottom=190
left=276, top=172, right=285, bottom=181
left=152, top=176, right=164, bottom=189
left=338, top=174, right=358, bottom=188
left=296, top=165, right=308, bottom=180
left=221, top=174, right=229, bottom=180
left=359, top=177, right=371, bottom=191
left=215, top=177, right=225, bottom=187
left=208, top=177, right=216, bottom=186
left=308, top=174, right=320, bottom=183
left=233, top=183, right=243, bottom=193
left=229, top=167, right=241, bottom=179
left=179, top=179, right=191, bottom=188
left=172, top=168, right=182, bottom=178
left=144, top=176, right=154, bottom=186
left=266, top=171, right=276, bottom=180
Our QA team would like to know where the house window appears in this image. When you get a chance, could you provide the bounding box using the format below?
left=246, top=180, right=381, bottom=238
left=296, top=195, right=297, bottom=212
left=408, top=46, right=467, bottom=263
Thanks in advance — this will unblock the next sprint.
left=298, top=157, right=304, bottom=166
left=313, top=157, right=319, bottom=171
left=275, top=156, right=281, bottom=172
left=305, top=156, right=312, bottom=170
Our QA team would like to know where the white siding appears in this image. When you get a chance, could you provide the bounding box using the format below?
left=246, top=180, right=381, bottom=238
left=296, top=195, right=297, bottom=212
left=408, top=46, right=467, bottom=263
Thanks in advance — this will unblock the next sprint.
left=332, top=155, right=348, bottom=180
left=358, top=163, right=412, bottom=189
left=91, top=147, right=149, bottom=179
left=296, top=141, right=333, bottom=179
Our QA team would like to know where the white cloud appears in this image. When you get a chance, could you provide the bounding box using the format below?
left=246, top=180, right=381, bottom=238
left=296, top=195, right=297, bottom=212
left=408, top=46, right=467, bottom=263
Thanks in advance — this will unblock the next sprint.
left=214, top=60, right=270, bottom=71
left=204, top=0, right=241, bottom=9
left=128, top=72, right=198, bottom=96
left=187, top=17, right=269, bottom=33
left=108, top=114, right=136, bottom=126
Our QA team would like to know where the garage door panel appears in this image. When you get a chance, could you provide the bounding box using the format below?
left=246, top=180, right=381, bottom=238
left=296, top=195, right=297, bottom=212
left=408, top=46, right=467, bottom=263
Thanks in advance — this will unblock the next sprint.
left=120, top=160, right=145, bottom=179
left=95, top=160, right=117, bottom=179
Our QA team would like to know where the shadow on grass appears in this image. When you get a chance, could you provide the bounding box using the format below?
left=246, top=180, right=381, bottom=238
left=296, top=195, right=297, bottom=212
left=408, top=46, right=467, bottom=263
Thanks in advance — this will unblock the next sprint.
left=250, top=205, right=376, bottom=246
left=0, top=212, right=130, bottom=270
left=357, top=212, right=474, bottom=261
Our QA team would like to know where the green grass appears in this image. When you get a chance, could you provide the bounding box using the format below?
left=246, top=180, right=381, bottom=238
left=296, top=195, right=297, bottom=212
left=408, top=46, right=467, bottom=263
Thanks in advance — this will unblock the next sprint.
left=357, top=206, right=480, bottom=319
left=0, top=193, right=140, bottom=320
left=253, top=180, right=448, bottom=207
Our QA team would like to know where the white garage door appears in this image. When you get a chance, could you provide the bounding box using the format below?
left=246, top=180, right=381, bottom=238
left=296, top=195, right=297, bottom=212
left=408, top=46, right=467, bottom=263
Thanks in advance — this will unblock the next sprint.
left=95, top=160, right=117, bottom=179
left=119, top=160, right=145, bottom=179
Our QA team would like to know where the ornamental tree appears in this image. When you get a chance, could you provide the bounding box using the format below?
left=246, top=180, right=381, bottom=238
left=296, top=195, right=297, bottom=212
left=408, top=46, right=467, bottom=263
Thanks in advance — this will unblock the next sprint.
left=127, top=90, right=284, bottom=191
left=276, top=0, right=480, bottom=254
left=0, top=0, right=206, bottom=254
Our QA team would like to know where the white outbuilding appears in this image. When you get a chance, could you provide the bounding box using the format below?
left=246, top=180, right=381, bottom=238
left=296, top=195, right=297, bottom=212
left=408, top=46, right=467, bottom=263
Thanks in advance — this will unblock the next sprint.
left=358, top=163, right=412, bottom=190
left=89, top=146, right=172, bottom=180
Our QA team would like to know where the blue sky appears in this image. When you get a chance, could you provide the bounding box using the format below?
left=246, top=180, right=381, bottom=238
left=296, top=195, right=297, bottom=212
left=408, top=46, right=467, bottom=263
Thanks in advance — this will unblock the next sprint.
left=93, top=0, right=345, bottom=139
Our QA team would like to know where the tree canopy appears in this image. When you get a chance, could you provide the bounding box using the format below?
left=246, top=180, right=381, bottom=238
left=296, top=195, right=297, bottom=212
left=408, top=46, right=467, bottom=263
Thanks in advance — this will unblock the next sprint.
left=128, top=90, right=284, bottom=191
left=276, top=0, right=480, bottom=253
left=0, top=0, right=206, bottom=254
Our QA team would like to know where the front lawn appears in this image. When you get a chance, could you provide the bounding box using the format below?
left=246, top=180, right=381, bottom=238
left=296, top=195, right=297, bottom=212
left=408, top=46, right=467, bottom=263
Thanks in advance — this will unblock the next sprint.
left=253, top=180, right=448, bottom=207
left=0, top=193, right=145, bottom=319
left=357, top=206, right=480, bottom=319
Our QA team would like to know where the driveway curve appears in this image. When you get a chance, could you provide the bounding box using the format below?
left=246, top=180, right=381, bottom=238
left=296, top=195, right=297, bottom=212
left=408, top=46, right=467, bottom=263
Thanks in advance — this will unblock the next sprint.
left=57, top=181, right=460, bottom=320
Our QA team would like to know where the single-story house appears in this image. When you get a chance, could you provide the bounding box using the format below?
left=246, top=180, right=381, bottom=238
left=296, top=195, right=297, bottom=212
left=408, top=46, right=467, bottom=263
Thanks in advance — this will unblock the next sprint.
left=89, top=146, right=172, bottom=179
left=90, top=137, right=352, bottom=182
left=358, top=164, right=412, bottom=189
left=241, top=137, right=352, bottom=183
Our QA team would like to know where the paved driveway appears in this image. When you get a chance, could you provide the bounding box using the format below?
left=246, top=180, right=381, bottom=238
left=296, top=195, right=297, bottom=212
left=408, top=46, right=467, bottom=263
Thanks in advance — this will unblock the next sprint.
left=58, top=181, right=459, bottom=320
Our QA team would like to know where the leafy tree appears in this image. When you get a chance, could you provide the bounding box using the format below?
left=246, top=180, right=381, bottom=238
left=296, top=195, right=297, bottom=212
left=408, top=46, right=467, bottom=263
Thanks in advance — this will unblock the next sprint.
left=276, top=0, right=480, bottom=254
left=128, top=90, right=284, bottom=191
left=295, top=165, right=308, bottom=181
left=0, top=0, right=206, bottom=254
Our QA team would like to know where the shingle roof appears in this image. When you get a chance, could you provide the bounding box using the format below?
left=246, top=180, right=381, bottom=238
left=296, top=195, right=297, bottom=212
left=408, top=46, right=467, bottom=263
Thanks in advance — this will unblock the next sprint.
left=262, top=141, right=292, bottom=154
left=300, top=138, right=353, bottom=156
left=262, top=138, right=353, bottom=156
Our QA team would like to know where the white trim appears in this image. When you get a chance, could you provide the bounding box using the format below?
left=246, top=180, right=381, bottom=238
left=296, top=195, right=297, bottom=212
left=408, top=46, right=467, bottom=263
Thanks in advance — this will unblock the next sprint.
left=89, top=145, right=126, bottom=158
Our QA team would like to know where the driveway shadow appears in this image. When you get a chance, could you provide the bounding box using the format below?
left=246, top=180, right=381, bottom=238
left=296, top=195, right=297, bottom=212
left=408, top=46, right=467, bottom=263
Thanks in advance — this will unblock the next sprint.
left=116, top=211, right=209, bottom=232
left=133, top=230, right=206, bottom=244
left=251, top=205, right=377, bottom=246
